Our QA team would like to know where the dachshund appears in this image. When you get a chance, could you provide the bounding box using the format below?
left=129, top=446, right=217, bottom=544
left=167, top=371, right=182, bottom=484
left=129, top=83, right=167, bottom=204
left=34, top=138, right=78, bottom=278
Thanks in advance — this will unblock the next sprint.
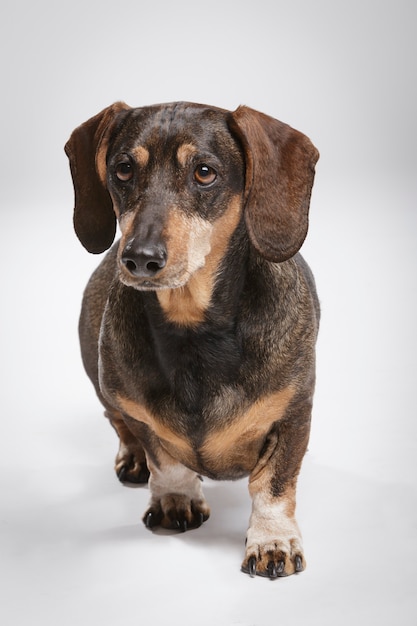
left=65, top=101, right=320, bottom=579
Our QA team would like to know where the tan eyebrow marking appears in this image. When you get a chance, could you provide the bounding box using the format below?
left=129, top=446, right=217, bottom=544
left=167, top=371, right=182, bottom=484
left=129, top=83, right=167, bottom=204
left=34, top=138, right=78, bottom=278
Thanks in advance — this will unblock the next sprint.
left=176, top=143, right=198, bottom=167
left=133, top=145, right=150, bottom=167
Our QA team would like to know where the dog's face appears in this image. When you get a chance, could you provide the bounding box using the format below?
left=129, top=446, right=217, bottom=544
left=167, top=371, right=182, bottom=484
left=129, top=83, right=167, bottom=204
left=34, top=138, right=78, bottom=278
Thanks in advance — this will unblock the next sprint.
left=99, top=104, right=245, bottom=290
left=66, top=101, right=319, bottom=290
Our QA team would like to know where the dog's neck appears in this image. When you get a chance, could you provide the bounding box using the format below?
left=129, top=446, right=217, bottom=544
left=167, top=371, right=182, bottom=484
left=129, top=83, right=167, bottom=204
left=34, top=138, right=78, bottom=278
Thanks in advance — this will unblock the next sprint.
left=156, top=213, right=248, bottom=328
left=156, top=266, right=216, bottom=327
left=142, top=239, right=250, bottom=412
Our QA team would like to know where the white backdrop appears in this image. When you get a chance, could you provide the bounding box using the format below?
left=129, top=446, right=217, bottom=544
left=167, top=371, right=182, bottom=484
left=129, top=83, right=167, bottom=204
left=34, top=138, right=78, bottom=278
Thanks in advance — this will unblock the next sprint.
left=1, top=1, right=416, bottom=624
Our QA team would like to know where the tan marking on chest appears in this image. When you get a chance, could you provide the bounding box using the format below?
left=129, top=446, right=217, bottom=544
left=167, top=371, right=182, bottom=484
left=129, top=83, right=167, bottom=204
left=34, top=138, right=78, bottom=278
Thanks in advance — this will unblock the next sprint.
left=117, top=386, right=295, bottom=478
left=157, top=195, right=243, bottom=326
left=116, top=395, right=195, bottom=459
left=157, top=282, right=212, bottom=326
left=200, top=386, right=295, bottom=470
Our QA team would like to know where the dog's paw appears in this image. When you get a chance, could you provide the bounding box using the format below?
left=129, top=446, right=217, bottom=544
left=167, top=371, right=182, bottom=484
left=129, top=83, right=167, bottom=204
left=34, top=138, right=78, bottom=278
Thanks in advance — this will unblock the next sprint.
left=115, top=443, right=150, bottom=484
left=242, top=531, right=305, bottom=579
left=143, top=494, right=210, bottom=532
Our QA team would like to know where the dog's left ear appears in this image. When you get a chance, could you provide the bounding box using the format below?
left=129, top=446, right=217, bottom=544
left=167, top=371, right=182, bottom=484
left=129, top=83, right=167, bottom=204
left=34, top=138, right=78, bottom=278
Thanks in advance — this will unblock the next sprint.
left=229, top=106, right=319, bottom=262
left=65, top=102, right=131, bottom=254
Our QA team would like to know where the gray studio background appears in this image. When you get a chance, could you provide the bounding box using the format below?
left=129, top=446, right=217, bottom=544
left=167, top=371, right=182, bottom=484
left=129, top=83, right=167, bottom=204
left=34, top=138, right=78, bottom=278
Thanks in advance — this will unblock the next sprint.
left=1, top=1, right=416, bottom=625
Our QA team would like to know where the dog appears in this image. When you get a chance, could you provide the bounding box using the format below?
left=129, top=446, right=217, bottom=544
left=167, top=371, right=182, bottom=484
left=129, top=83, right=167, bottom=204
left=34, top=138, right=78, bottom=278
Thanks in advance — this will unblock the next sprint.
left=65, top=101, right=319, bottom=579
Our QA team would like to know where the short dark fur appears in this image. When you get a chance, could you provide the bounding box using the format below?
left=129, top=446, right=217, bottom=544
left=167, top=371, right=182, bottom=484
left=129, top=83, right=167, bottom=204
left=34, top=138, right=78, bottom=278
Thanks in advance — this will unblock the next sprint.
left=65, top=101, right=319, bottom=578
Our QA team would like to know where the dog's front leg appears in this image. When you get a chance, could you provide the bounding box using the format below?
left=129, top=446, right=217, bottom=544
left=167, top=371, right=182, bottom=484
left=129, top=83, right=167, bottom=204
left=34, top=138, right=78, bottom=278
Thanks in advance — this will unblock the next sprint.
left=242, top=417, right=310, bottom=578
left=142, top=441, right=210, bottom=532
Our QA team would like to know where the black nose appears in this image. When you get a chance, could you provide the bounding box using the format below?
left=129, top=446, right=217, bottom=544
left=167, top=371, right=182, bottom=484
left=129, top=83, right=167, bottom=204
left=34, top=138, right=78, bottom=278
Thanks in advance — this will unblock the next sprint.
left=121, top=241, right=167, bottom=278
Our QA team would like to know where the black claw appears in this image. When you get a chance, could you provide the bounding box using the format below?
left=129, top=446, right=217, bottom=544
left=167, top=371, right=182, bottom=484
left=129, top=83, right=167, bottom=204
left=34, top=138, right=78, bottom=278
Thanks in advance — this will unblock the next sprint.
left=248, top=556, right=257, bottom=578
left=117, top=459, right=150, bottom=485
left=137, top=465, right=150, bottom=483
left=295, top=556, right=303, bottom=572
left=117, top=465, right=127, bottom=483
left=267, top=561, right=278, bottom=579
left=145, top=512, right=154, bottom=528
left=277, top=560, right=285, bottom=575
left=180, top=519, right=188, bottom=532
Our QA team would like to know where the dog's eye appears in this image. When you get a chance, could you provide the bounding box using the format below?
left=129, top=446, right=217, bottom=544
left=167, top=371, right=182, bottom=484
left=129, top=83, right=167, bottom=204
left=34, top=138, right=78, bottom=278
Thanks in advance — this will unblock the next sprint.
left=115, top=162, right=133, bottom=182
left=194, top=164, right=217, bottom=186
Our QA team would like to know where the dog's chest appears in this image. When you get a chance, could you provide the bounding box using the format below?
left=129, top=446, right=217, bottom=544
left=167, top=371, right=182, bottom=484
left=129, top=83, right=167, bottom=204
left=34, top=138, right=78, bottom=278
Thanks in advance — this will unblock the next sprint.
left=101, top=286, right=294, bottom=478
left=116, top=383, right=294, bottom=480
left=149, top=320, right=243, bottom=413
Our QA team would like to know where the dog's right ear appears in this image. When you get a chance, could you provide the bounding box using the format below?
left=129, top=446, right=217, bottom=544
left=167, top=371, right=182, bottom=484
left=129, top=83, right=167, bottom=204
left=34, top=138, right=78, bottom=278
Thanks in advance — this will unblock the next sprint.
left=65, top=102, right=131, bottom=253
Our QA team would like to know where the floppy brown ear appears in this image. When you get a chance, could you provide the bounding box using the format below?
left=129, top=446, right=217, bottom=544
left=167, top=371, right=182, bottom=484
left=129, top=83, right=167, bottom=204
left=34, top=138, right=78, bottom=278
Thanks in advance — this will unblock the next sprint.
left=64, top=102, right=131, bottom=253
left=229, top=106, right=319, bottom=262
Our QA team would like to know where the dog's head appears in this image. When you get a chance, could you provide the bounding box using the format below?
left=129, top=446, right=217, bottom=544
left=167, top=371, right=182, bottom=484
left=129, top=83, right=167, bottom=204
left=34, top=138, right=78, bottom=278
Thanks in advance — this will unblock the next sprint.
left=65, top=101, right=319, bottom=290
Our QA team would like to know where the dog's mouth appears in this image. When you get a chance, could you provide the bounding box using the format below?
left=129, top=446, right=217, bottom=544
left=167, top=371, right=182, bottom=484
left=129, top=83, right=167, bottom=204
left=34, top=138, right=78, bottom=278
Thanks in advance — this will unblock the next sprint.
left=123, top=279, right=161, bottom=291
left=117, top=244, right=209, bottom=292
left=118, top=267, right=191, bottom=292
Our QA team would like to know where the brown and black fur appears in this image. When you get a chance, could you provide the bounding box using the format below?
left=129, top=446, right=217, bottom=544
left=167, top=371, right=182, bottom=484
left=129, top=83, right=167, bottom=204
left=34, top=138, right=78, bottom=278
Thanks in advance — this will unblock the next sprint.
left=65, top=101, right=319, bottom=579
